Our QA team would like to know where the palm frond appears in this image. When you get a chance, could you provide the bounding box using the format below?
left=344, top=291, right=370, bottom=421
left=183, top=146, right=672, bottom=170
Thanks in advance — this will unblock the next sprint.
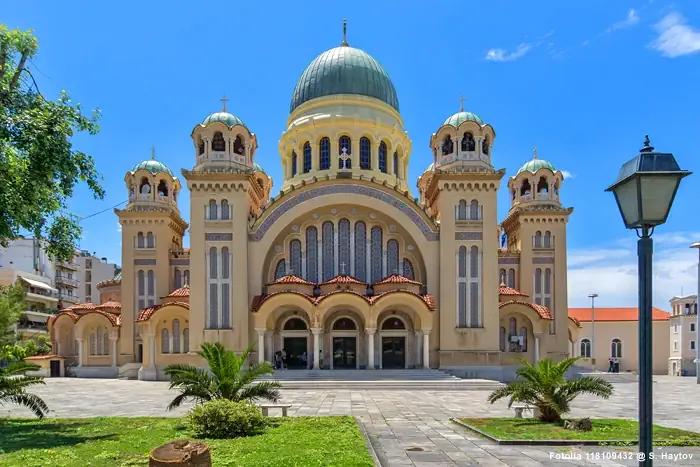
left=166, top=389, right=212, bottom=411
left=237, top=381, right=282, bottom=403
left=1, top=361, right=41, bottom=377
left=4, top=392, right=49, bottom=418
left=561, top=377, right=614, bottom=400
left=0, top=374, right=46, bottom=392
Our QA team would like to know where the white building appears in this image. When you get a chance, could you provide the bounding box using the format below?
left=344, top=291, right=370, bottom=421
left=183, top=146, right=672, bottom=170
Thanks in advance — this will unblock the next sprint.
left=75, top=250, right=117, bottom=303
left=669, top=294, right=698, bottom=376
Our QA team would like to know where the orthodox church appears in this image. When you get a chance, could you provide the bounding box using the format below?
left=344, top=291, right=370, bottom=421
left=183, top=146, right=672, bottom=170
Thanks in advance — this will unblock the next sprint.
left=48, top=24, right=581, bottom=381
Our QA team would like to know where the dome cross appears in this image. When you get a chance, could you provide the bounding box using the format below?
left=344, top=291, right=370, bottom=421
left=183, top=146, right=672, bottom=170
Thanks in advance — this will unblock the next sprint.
left=341, top=19, right=348, bottom=46
left=220, top=94, right=229, bottom=112
left=533, top=144, right=538, bottom=160
left=459, top=95, right=466, bottom=112
left=151, top=145, right=155, bottom=160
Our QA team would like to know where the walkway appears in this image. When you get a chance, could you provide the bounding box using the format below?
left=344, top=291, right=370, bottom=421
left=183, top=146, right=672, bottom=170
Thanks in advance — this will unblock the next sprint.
left=2, top=376, right=699, bottom=466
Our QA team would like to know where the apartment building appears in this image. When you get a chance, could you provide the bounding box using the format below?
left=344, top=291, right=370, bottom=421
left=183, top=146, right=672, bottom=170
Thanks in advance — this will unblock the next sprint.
left=668, top=294, right=698, bottom=376
left=76, top=250, right=117, bottom=303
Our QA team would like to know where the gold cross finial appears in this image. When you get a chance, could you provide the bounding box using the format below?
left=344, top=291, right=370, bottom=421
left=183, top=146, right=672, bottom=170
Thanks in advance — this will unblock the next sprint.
left=220, top=94, right=229, bottom=112
left=459, top=95, right=466, bottom=112
left=341, top=19, right=348, bottom=46
left=533, top=144, right=538, bottom=159
left=151, top=145, right=155, bottom=160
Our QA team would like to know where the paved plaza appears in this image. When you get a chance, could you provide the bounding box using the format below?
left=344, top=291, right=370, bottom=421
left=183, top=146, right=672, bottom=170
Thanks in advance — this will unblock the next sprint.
left=2, top=376, right=700, bottom=466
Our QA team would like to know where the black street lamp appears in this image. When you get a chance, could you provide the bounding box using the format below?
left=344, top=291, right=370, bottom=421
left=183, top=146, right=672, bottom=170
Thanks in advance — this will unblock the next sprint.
left=605, top=136, right=691, bottom=466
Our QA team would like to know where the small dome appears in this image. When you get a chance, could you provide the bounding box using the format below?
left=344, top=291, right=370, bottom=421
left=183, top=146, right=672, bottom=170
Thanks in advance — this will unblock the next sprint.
left=132, top=160, right=174, bottom=176
left=423, top=162, right=434, bottom=174
left=202, top=111, right=246, bottom=128
left=290, top=45, right=399, bottom=113
left=253, top=162, right=266, bottom=175
left=517, top=158, right=556, bottom=175
left=443, top=111, right=484, bottom=127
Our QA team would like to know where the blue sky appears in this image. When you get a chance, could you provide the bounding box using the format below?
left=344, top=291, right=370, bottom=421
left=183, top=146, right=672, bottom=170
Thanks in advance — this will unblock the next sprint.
left=5, top=0, right=699, bottom=309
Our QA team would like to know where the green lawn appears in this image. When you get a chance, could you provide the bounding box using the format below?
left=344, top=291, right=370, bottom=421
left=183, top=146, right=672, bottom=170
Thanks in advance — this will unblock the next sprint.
left=458, top=418, right=700, bottom=446
left=0, top=416, right=374, bottom=467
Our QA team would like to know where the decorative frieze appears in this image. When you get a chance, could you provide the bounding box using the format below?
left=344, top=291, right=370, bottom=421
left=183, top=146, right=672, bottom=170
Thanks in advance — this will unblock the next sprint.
left=169, top=258, right=190, bottom=266
left=533, top=257, right=554, bottom=264
left=205, top=233, right=233, bottom=241
left=498, top=257, right=520, bottom=265
left=134, top=259, right=156, bottom=266
left=454, top=232, right=483, bottom=241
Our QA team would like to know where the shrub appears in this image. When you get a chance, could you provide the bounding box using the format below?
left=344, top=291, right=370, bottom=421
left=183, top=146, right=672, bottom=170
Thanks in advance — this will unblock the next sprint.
left=187, top=399, right=267, bottom=439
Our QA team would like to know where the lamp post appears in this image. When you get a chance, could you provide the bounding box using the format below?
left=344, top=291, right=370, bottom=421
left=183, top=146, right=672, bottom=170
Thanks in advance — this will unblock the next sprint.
left=691, top=242, right=700, bottom=384
left=588, top=293, right=598, bottom=368
left=606, top=136, right=691, bottom=466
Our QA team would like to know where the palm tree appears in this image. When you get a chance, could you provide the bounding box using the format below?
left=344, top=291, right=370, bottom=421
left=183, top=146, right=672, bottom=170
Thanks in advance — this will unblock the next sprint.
left=0, top=361, right=49, bottom=418
left=164, top=342, right=281, bottom=411
left=487, top=357, right=613, bottom=422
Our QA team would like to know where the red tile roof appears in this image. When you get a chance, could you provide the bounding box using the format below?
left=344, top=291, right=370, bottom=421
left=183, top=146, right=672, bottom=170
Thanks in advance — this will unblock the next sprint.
left=267, top=274, right=313, bottom=286
left=74, top=309, right=121, bottom=326
left=499, top=300, right=553, bottom=320
left=319, top=275, right=367, bottom=286
left=136, top=301, right=190, bottom=322
left=373, top=274, right=422, bottom=286
left=569, top=316, right=582, bottom=328
left=164, top=285, right=190, bottom=298
left=251, top=290, right=436, bottom=312
left=498, top=286, right=529, bottom=297
left=65, top=302, right=98, bottom=311
left=25, top=354, right=64, bottom=360
left=568, top=307, right=670, bottom=322
left=96, top=300, right=121, bottom=310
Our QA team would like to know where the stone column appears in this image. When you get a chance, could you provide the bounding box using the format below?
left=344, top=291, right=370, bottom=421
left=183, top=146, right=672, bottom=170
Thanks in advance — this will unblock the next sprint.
left=534, top=333, right=541, bottom=362
left=422, top=330, right=431, bottom=369
left=256, top=328, right=266, bottom=364
left=57, top=342, right=63, bottom=357
left=149, top=334, right=156, bottom=368
left=110, top=337, right=118, bottom=367
left=371, top=141, right=380, bottom=171
left=266, top=331, right=274, bottom=363
left=77, top=337, right=84, bottom=367
left=414, top=331, right=422, bottom=368
left=366, top=328, right=376, bottom=369
left=312, top=328, right=321, bottom=369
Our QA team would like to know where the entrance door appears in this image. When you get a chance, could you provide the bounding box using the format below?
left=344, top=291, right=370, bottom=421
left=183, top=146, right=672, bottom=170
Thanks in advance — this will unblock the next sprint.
left=333, top=337, right=357, bottom=369
left=283, top=337, right=308, bottom=369
left=137, top=344, right=143, bottom=363
left=50, top=360, right=61, bottom=377
left=382, top=336, right=406, bottom=369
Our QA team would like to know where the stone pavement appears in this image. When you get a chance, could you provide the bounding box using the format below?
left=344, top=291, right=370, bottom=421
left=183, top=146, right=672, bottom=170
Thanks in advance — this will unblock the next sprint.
left=2, top=376, right=700, bottom=466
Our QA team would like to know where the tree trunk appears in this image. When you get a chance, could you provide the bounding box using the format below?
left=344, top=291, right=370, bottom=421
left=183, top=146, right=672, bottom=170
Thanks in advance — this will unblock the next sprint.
left=149, top=440, right=211, bottom=467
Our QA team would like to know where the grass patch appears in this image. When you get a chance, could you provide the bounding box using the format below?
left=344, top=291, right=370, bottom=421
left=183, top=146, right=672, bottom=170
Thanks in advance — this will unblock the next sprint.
left=0, top=416, right=373, bottom=466
left=458, top=418, right=700, bottom=446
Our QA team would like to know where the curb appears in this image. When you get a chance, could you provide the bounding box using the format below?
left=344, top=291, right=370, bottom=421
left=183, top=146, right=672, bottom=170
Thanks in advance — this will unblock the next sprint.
left=357, top=418, right=383, bottom=466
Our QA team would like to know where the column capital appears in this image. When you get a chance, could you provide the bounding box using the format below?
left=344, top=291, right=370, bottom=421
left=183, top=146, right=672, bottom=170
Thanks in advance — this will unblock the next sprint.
left=255, top=327, right=267, bottom=336
left=77, top=337, right=85, bottom=342
left=109, top=336, right=119, bottom=341
left=365, top=328, right=377, bottom=335
left=533, top=331, right=544, bottom=338
left=421, top=328, right=432, bottom=336
left=311, top=327, right=322, bottom=335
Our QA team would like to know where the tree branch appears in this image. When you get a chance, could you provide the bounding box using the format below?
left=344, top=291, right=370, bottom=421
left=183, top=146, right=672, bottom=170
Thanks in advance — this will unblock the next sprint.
left=8, top=50, right=27, bottom=91
left=0, top=41, right=7, bottom=83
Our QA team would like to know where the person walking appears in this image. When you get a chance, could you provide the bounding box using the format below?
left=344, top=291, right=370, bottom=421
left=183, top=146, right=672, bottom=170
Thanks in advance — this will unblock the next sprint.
left=281, top=348, right=287, bottom=370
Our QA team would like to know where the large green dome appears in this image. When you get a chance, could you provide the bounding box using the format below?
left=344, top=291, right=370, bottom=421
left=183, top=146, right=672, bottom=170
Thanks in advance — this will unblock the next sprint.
left=517, top=158, right=556, bottom=175
left=202, top=111, right=246, bottom=128
left=131, top=160, right=174, bottom=176
left=443, top=111, right=484, bottom=127
left=290, top=45, right=399, bottom=113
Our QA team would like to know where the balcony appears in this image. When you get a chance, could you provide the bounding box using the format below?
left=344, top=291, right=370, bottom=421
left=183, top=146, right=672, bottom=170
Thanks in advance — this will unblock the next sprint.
left=58, top=261, right=80, bottom=270
left=55, top=275, right=79, bottom=287
left=15, top=322, right=49, bottom=335
left=57, top=293, right=79, bottom=304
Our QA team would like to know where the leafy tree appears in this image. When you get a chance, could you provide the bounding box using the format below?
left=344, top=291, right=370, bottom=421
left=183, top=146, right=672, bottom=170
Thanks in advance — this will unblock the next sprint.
left=0, top=283, right=25, bottom=347
left=0, top=360, right=49, bottom=418
left=0, top=24, right=105, bottom=262
left=487, top=357, right=614, bottom=422
left=164, top=342, right=281, bottom=411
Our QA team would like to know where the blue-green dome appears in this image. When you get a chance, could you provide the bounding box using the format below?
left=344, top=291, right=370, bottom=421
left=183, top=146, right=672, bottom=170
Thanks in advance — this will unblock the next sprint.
left=443, top=111, right=484, bottom=127
left=253, top=162, right=266, bottom=175
left=423, top=162, right=434, bottom=174
left=290, top=45, right=399, bottom=113
left=517, top=158, right=556, bottom=175
left=202, top=112, right=246, bottom=128
left=132, top=160, right=174, bottom=176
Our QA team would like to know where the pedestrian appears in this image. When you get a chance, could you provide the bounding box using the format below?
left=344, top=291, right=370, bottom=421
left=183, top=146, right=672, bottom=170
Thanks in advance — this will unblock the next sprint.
left=608, top=357, right=614, bottom=373
left=301, top=351, right=307, bottom=368
left=274, top=351, right=282, bottom=370
left=281, top=348, right=287, bottom=370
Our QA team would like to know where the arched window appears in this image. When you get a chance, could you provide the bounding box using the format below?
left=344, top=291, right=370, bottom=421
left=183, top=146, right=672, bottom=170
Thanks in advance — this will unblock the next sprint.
left=290, top=240, right=302, bottom=277
left=183, top=328, right=189, bottom=353
left=520, top=327, right=528, bottom=352
left=507, top=269, right=516, bottom=288
left=147, top=270, right=155, bottom=305
left=137, top=232, right=144, bottom=248
left=482, top=136, right=489, bottom=155
left=360, top=137, right=371, bottom=169
left=462, top=132, right=475, bottom=151
left=157, top=180, right=168, bottom=197
left=393, top=152, right=399, bottom=175
left=354, top=222, right=367, bottom=282
left=387, top=239, right=399, bottom=275
left=457, top=200, right=467, bottom=220
left=291, top=151, right=298, bottom=176
left=534, top=231, right=542, bottom=248
left=174, top=269, right=182, bottom=289
left=161, top=328, right=170, bottom=353
left=333, top=317, right=357, bottom=331
left=233, top=135, right=244, bottom=155
left=509, top=317, right=517, bottom=335
left=198, top=137, right=205, bottom=156
left=580, top=339, right=591, bottom=358
left=220, top=200, right=230, bottom=220
left=139, top=177, right=151, bottom=197
left=403, top=259, right=415, bottom=280
left=322, top=221, right=335, bottom=281
left=274, top=259, right=286, bottom=280
left=457, top=246, right=467, bottom=328
left=442, top=135, right=453, bottom=155
left=339, top=136, right=351, bottom=169
left=221, top=247, right=230, bottom=279
left=534, top=268, right=542, bottom=305
left=499, top=268, right=507, bottom=285
left=209, top=247, right=218, bottom=278
left=89, top=333, right=96, bottom=355
left=212, top=132, right=226, bottom=152
left=183, top=270, right=190, bottom=285
left=611, top=339, right=622, bottom=358
left=283, top=318, right=307, bottom=330
left=378, top=142, right=388, bottom=173
left=319, top=137, right=331, bottom=170
left=173, top=319, right=181, bottom=353
left=303, top=142, right=312, bottom=173
left=499, top=326, right=506, bottom=352
left=97, top=328, right=104, bottom=355
left=537, top=176, right=548, bottom=194
left=382, top=317, right=405, bottom=330
left=137, top=270, right=145, bottom=310
left=146, top=232, right=155, bottom=248
left=305, top=227, right=318, bottom=282
left=543, top=231, right=552, bottom=248
left=469, top=200, right=480, bottom=220
left=338, top=219, right=351, bottom=275
left=209, top=199, right=218, bottom=220
left=469, top=246, right=480, bottom=326
left=370, top=226, right=383, bottom=283
left=520, top=179, right=531, bottom=196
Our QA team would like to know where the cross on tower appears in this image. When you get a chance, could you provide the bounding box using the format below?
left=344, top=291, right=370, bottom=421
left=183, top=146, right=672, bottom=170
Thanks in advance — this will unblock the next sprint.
left=339, top=262, right=347, bottom=275
left=533, top=144, right=538, bottom=159
left=220, top=94, right=229, bottom=112
left=459, top=94, right=467, bottom=112
left=151, top=145, right=155, bottom=160
left=339, top=147, right=351, bottom=171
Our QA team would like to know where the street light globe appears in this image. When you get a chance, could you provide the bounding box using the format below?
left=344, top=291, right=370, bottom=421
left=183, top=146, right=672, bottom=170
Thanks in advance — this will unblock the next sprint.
left=605, top=136, right=692, bottom=230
